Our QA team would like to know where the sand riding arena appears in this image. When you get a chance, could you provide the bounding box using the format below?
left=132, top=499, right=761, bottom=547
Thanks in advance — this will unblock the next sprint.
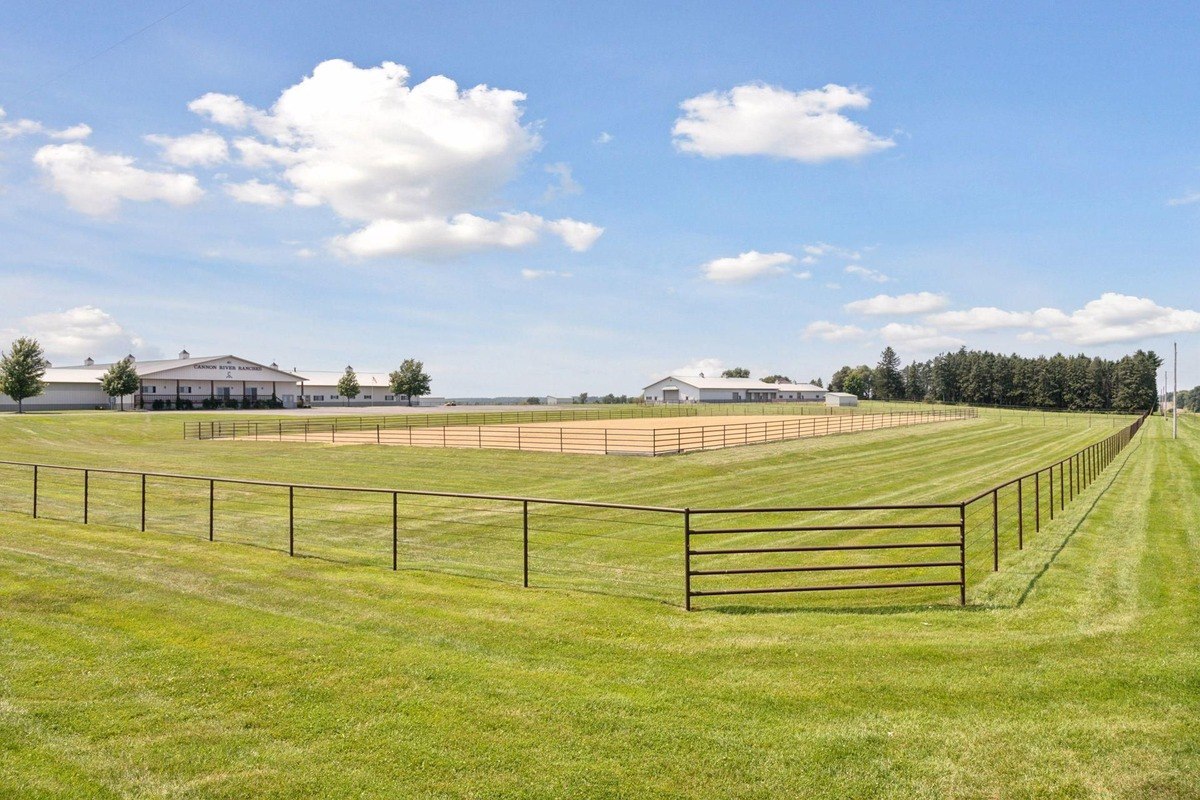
left=198, top=408, right=976, bottom=455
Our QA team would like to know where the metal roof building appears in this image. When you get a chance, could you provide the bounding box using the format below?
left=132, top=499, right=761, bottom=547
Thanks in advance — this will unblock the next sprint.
left=295, top=369, right=444, bottom=407
left=642, top=375, right=826, bottom=404
left=1, top=352, right=307, bottom=411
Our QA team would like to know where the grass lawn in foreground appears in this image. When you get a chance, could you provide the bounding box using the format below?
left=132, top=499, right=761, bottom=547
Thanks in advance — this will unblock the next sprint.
left=1, top=411, right=1195, bottom=797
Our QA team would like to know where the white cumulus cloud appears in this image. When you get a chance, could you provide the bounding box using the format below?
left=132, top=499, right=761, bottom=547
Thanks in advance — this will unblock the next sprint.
left=924, top=293, right=1200, bottom=345
left=672, top=358, right=725, bottom=376
left=924, top=307, right=1035, bottom=331
left=13, top=305, right=144, bottom=360
left=144, top=130, right=228, bottom=166
left=223, top=179, right=289, bottom=206
left=190, top=59, right=602, bottom=259
left=845, top=291, right=949, bottom=315
left=331, top=212, right=603, bottom=259
left=188, top=92, right=260, bottom=128
left=804, top=321, right=868, bottom=342
left=701, top=250, right=796, bottom=283
left=33, top=143, right=203, bottom=216
left=0, top=107, right=91, bottom=140
left=879, top=323, right=965, bottom=351
left=673, top=83, right=894, bottom=162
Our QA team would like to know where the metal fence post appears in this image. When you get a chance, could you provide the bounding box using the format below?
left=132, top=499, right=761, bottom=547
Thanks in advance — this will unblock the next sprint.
left=32, top=464, right=38, bottom=518
left=992, top=488, right=999, bottom=571
left=1035, top=470, right=1041, bottom=532
left=522, top=500, right=529, bottom=588
left=140, top=473, right=146, bottom=532
left=392, top=492, right=398, bottom=571
left=1017, top=477, right=1024, bottom=549
left=684, top=508, right=692, bottom=611
left=288, top=486, right=295, bottom=556
left=1059, top=461, right=1065, bottom=510
left=208, top=479, right=214, bottom=541
left=959, top=502, right=967, bottom=606
left=83, top=469, right=89, bottom=524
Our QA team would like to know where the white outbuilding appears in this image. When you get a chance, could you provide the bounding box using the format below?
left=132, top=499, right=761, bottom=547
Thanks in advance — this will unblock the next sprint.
left=825, top=392, right=859, bottom=407
left=296, top=369, right=442, bottom=407
left=642, top=375, right=827, bottom=404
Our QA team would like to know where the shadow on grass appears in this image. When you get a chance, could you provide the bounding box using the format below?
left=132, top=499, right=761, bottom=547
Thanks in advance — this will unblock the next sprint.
left=696, top=600, right=981, bottom=617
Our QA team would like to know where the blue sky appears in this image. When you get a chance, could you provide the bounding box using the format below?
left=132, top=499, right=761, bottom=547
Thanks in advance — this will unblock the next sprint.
left=1, top=1, right=1198, bottom=395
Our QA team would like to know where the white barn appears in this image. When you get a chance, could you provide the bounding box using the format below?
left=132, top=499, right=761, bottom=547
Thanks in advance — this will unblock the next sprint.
left=642, top=376, right=826, bottom=404
left=0, top=352, right=307, bottom=411
left=825, top=392, right=859, bottom=407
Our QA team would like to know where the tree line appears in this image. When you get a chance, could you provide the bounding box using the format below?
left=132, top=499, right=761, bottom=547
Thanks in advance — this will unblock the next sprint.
left=829, top=346, right=1162, bottom=413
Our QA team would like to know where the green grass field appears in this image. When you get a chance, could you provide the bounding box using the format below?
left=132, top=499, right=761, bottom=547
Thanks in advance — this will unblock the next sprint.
left=1, top=410, right=1196, bottom=797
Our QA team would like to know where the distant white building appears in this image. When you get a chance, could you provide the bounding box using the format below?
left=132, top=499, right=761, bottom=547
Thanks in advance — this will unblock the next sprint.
left=642, top=375, right=827, bottom=404
left=297, top=369, right=441, bottom=407
left=825, top=392, right=859, bottom=407
left=0, top=352, right=306, bottom=411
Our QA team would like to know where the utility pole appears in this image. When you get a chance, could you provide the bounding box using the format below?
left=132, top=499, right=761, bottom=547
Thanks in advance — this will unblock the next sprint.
left=1173, top=342, right=1178, bottom=440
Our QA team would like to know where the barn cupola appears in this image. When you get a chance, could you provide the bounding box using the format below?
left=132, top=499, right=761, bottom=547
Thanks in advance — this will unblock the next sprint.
left=126, top=354, right=136, bottom=363
left=179, top=349, right=190, bottom=359
left=84, top=357, right=94, bottom=366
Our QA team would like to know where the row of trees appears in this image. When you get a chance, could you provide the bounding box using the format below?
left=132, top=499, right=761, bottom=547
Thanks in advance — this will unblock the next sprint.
left=829, top=346, right=1163, bottom=413
left=1170, top=387, right=1200, bottom=412
left=719, top=367, right=824, bottom=386
left=336, top=359, right=432, bottom=406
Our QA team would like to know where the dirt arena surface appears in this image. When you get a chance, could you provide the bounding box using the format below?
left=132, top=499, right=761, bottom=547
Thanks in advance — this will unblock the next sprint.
left=266, top=411, right=962, bottom=455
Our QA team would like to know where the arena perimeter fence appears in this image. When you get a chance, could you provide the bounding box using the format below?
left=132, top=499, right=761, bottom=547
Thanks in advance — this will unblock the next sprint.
left=184, top=402, right=1136, bottom=443
left=0, top=412, right=1149, bottom=609
left=186, top=402, right=892, bottom=441
left=186, top=408, right=976, bottom=455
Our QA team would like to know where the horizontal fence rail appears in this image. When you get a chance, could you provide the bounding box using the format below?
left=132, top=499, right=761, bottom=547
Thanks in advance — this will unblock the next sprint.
left=1, top=412, right=1149, bottom=610
left=188, top=408, right=976, bottom=455
left=183, top=402, right=953, bottom=441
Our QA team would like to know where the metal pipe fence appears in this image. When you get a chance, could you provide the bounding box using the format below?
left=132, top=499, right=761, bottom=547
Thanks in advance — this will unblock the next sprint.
left=183, top=401, right=1137, bottom=442
left=184, top=402, right=934, bottom=440
left=0, top=412, right=1149, bottom=609
left=187, top=408, right=975, bottom=454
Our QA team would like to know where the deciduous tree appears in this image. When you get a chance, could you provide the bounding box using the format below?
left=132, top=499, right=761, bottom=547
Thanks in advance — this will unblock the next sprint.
left=337, top=366, right=360, bottom=406
left=0, top=337, right=48, bottom=413
left=389, top=359, right=432, bottom=407
left=100, top=357, right=140, bottom=411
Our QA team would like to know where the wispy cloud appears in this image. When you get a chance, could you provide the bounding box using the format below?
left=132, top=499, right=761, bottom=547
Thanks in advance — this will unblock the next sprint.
left=1167, top=191, right=1200, bottom=207
left=845, top=264, right=889, bottom=283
